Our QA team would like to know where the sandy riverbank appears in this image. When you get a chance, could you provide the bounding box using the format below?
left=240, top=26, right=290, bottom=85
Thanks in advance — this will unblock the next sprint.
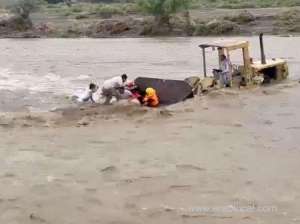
left=1, top=81, right=300, bottom=223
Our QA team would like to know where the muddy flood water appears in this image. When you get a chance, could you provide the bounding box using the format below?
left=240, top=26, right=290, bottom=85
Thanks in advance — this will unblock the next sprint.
left=0, top=36, right=300, bottom=112
left=0, top=36, right=300, bottom=224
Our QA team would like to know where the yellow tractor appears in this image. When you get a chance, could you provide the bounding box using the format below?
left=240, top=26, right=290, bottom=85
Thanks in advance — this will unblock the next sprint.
left=134, top=34, right=289, bottom=105
left=198, top=34, right=289, bottom=90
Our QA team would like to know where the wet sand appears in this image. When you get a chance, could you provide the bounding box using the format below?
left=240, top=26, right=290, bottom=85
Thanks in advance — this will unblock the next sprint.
left=1, top=81, right=300, bottom=224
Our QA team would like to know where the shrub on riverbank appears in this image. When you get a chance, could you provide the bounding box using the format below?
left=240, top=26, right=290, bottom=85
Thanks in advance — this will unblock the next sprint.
left=7, top=0, right=45, bottom=18
left=91, top=4, right=124, bottom=18
left=278, top=9, right=300, bottom=25
left=274, top=9, right=300, bottom=33
left=41, top=2, right=138, bottom=19
left=224, top=10, right=256, bottom=24
left=136, top=0, right=193, bottom=35
left=193, top=0, right=300, bottom=9
left=0, top=0, right=45, bottom=32
left=194, top=19, right=240, bottom=35
left=0, top=15, right=33, bottom=31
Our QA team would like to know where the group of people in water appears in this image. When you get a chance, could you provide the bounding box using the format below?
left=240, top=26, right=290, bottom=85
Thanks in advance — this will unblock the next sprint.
left=74, top=74, right=159, bottom=107
left=73, top=54, right=233, bottom=107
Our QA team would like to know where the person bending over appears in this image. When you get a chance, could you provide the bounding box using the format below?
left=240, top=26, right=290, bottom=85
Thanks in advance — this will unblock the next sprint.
left=101, top=74, right=128, bottom=105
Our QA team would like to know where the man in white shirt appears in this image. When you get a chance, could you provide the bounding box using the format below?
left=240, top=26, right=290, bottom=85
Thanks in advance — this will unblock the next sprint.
left=101, top=74, right=128, bottom=104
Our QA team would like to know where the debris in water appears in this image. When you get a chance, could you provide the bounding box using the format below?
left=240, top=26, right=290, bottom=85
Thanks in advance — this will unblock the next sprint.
left=176, top=164, right=206, bottom=171
left=77, top=117, right=90, bottom=126
left=100, top=166, right=117, bottom=173
left=184, top=108, right=194, bottom=113
left=158, top=109, right=173, bottom=117
left=169, top=185, right=192, bottom=190
left=264, top=120, right=273, bottom=125
left=160, top=204, right=176, bottom=212
left=47, top=175, right=57, bottom=182
left=29, top=213, right=47, bottom=223
left=233, top=122, right=243, bottom=127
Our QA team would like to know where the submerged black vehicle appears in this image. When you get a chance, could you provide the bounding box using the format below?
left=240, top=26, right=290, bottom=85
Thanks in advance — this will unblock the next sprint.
left=134, top=77, right=196, bottom=105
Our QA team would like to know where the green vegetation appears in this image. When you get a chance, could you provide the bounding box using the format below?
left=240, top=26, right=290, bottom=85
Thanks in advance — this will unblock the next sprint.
left=40, top=2, right=137, bottom=19
left=1, top=0, right=300, bottom=12
left=193, top=0, right=300, bottom=9
left=91, top=4, right=125, bottom=18
left=137, top=0, right=192, bottom=19
left=0, top=0, right=46, bottom=31
left=194, top=19, right=239, bottom=35
left=223, top=10, right=255, bottom=24
left=275, top=9, right=300, bottom=32
left=137, top=0, right=193, bottom=33
left=1, top=0, right=300, bottom=37
left=7, top=0, right=45, bottom=18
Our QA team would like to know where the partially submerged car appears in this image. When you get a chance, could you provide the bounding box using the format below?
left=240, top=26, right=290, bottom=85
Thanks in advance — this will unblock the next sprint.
left=134, top=77, right=193, bottom=105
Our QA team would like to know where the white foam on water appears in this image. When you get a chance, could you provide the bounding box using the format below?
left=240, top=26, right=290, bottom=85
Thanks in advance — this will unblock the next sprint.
left=0, top=68, right=88, bottom=96
left=44, top=73, right=62, bottom=82
left=77, top=74, right=91, bottom=80
left=0, top=67, right=97, bottom=112
left=0, top=68, right=24, bottom=91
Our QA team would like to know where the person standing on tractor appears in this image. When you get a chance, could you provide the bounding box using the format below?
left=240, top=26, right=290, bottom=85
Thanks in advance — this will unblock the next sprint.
left=213, top=55, right=232, bottom=88
left=219, top=54, right=232, bottom=87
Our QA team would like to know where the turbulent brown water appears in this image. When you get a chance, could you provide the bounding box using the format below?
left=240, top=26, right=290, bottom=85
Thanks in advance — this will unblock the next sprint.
left=1, top=37, right=300, bottom=224
left=0, top=36, right=299, bottom=112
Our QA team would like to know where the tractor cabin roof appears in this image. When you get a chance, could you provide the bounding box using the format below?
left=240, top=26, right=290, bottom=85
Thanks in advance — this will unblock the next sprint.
left=199, top=40, right=249, bottom=51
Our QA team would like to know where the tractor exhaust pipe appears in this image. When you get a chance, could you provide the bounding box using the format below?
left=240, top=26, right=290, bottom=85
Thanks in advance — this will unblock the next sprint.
left=259, top=33, right=266, bottom=64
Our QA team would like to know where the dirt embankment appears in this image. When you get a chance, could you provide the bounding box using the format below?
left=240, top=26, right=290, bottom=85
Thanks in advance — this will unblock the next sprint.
left=1, top=7, right=300, bottom=38
left=0, top=102, right=174, bottom=129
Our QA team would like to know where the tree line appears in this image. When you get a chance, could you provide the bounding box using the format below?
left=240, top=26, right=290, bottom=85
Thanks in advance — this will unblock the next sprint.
left=2, top=0, right=194, bottom=34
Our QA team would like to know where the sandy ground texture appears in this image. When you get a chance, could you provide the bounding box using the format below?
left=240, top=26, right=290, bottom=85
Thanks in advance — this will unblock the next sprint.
left=0, top=81, right=300, bottom=224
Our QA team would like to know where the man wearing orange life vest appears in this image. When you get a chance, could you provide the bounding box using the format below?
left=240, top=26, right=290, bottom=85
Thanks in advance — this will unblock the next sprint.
left=143, top=87, right=159, bottom=107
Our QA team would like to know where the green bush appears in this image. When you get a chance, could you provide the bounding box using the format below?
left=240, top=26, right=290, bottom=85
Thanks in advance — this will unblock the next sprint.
left=137, top=0, right=192, bottom=16
left=194, top=19, right=240, bottom=35
left=217, top=1, right=256, bottom=9
left=194, top=22, right=209, bottom=35
left=122, top=3, right=139, bottom=14
left=7, top=0, right=45, bottom=18
left=278, top=9, right=300, bottom=25
left=137, top=0, right=193, bottom=31
left=75, top=13, right=89, bottom=19
left=224, top=10, right=255, bottom=24
left=274, top=9, right=300, bottom=33
left=287, top=25, right=300, bottom=32
left=71, top=4, right=83, bottom=13
left=192, top=0, right=300, bottom=9
left=91, top=4, right=124, bottom=18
